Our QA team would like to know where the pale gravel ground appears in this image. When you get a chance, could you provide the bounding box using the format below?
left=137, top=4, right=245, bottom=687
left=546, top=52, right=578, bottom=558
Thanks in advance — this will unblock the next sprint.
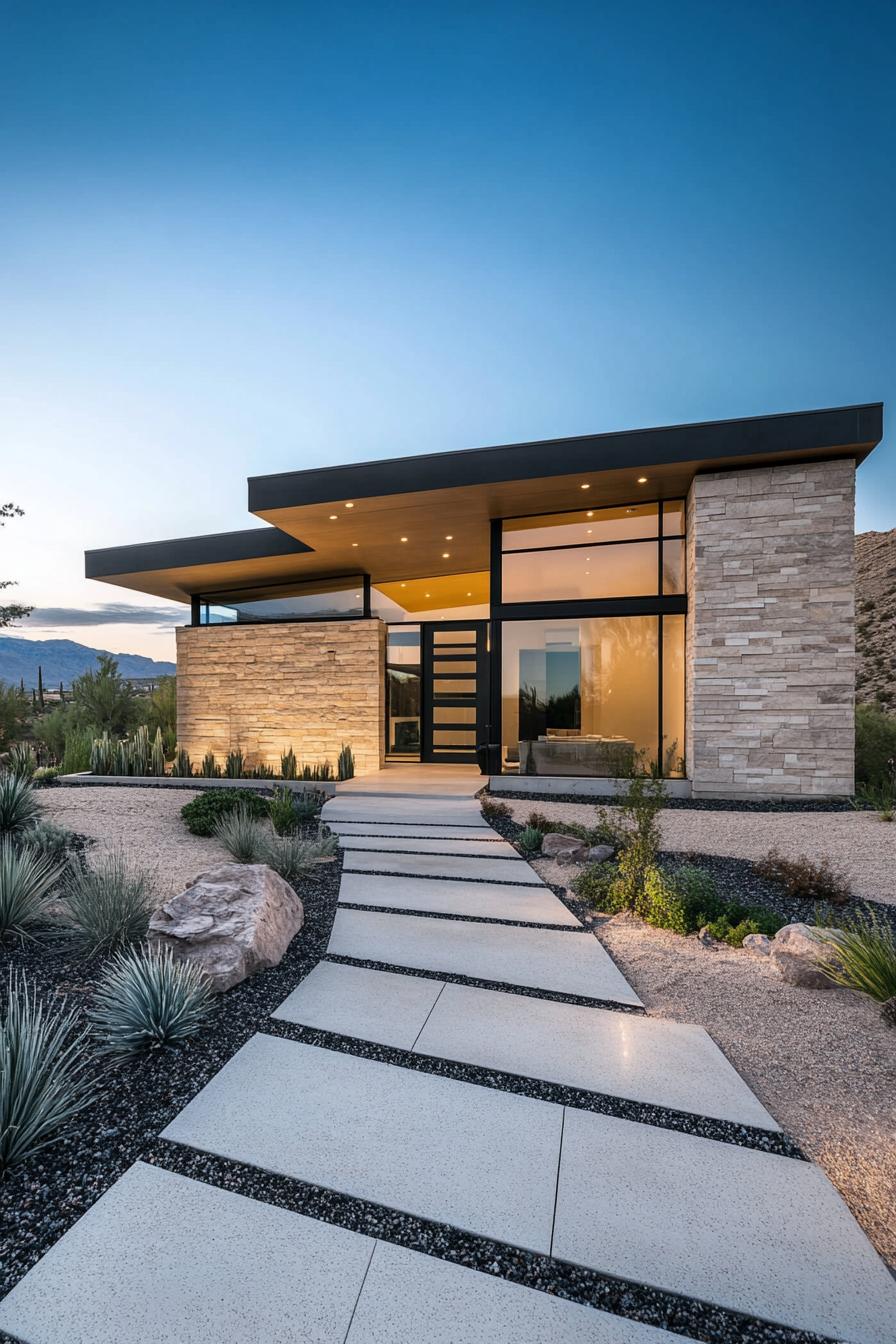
left=37, top=787, right=230, bottom=901
left=531, top=852, right=896, bottom=1272
left=506, top=797, right=896, bottom=904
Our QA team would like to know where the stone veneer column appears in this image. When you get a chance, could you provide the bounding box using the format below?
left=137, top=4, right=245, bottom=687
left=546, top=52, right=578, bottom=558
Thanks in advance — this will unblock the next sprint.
left=175, top=619, right=386, bottom=776
left=686, top=458, right=855, bottom=797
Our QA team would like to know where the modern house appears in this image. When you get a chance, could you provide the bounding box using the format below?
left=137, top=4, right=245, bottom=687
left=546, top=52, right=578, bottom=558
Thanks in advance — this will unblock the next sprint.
left=86, top=403, right=882, bottom=797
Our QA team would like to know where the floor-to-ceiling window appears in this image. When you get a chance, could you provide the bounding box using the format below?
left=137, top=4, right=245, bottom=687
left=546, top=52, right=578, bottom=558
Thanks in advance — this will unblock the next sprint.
left=496, top=501, right=686, bottom=776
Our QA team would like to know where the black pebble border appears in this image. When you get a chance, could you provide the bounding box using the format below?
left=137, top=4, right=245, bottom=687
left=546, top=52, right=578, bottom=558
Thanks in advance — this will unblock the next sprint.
left=337, top=900, right=585, bottom=932
left=263, top=1019, right=803, bottom=1158
left=487, top=789, right=869, bottom=814
left=138, top=1143, right=835, bottom=1344
left=324, top=953, right=646, bottom=1013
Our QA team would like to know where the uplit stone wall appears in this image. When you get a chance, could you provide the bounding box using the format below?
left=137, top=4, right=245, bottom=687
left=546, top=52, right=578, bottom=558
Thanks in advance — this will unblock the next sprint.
left=175, top=620, right=386, bottom=777
left=686, top=458, right=856, bottom=797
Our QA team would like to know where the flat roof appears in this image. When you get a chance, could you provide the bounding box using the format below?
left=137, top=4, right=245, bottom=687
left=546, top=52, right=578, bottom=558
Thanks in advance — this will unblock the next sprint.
left=85, top=403, right=883, bottom=602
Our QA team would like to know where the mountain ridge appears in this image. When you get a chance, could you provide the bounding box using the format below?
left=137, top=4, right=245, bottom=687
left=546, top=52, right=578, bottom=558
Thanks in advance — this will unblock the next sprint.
left=0, top=635, right=175, bottom=688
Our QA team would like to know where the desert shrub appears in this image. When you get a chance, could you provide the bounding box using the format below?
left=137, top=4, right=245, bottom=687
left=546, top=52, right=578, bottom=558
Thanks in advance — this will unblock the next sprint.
left=591, top=807, right=632, bottom=851
left=61, top=728, right=92, bottom=774
left=32, top=765, right=60, bottom=787
left=640, top=864, right=722, bottom=934
left=480, top=796, right=510, bottom=819
left=70, top=654, right=139, bottom=737
left=31, top=704, right=73, bottom=763
left=855, top=702, right=896, bottom=793
left=525, top=810, right=552, bottom=832
left=58, top=850, right=155, bottom=958
left=89, top=944, right=214, bottom=1055
left=200, top=751, right=221, bottom=778
left=280, top=747, right=297, bottom=780
left=817, top=908, right=896, bottom=1005
left=142, top=677, right=177, bottom=748
left=180, top=789, right=268, bottom=837
left=18, top=819, right=78, bottom=866
left=0, top=841, right=63, bottom=939
left=755, top=848, right=851, bottom=906
left=224, top=748, right=245, bottom=779
left=269, top=786, right=324, bottom=834
left=570, top=861, right=623, bottom=910
left=0, top=773, right=39, bottom=836
left=703, top=909, right=785, bottom=947
left=517, top=825, right=543, bottom=853
left=7, top=744, right=36, bottom=779
left=337, top=744, right=355, bottom=781
left=264, top=829, right=338, bottom=886
left=0, top=973, right=95, bottom=1173
left=213, top=809, right=270, bottom=864
left=292, top=788, right=326, bottom=821
left=0, top=682, right=29, bottom=752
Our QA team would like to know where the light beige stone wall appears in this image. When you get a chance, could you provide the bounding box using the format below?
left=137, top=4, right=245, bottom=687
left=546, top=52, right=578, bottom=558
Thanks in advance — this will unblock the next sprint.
left=175, top=620, right=386, bottom=776
left=686, top=458, right=856, bottom=797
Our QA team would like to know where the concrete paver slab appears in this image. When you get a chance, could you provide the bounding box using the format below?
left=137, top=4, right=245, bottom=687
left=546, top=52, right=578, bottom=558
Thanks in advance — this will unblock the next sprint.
left=328, top=908, right=643, bottom=1006
left=338, top=834, right=521, bottom=857
left=338, top=872, right=580, bottom=925
left=163, top=1035, right=562, bottom=1254
left=343, top=849, right=544, bottom=885
left=272, top=961, right=443, bottom=1048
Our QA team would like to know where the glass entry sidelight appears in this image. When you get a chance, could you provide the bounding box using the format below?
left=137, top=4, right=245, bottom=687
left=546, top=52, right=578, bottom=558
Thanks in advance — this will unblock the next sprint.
left=421, top=622, right=489, bottom=763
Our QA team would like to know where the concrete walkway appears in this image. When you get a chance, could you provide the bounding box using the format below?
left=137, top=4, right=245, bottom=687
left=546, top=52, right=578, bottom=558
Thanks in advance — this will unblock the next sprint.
left=3, top=784, right=895, bottom=1344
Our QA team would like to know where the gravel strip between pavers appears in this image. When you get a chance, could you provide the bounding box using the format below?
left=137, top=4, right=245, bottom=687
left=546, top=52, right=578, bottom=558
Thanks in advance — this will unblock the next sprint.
left=139, top=1143, right=836, bottom=1344
left=337, top=901, right=586, bottom=931
left=263, top=1020, right=801, bottom=1156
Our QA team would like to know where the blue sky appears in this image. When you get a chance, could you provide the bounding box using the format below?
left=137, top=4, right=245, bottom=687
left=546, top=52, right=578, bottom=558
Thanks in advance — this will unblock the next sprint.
left=2, top=1, right=893, bottom=661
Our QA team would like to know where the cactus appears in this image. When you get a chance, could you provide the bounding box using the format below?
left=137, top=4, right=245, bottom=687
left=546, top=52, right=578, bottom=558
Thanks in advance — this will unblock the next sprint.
left=224, top=748, right=245, bottom=779
left=252, top=763, right=275, bottom=779
left=171, top=747, right=192, bottom=778
left=280, top=747, right=297, bottom=780
left=37, top=665, right=44, bottom=711
left=91, top=733, right=114, bottom=776
left=200, top=751, right=220, bottom=779
left=337, top=744, right=355, bottom=781
left=150, top=727, right=166, bottom=777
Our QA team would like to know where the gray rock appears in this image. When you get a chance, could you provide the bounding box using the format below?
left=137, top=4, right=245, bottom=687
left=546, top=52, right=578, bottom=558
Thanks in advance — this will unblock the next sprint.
left=148, top=863, right=304, bottom=992
left=769, top=921, right=839, bottom=990
left=541, top=832, right=587, bottom=860
left=743, top=933, right=771, bottom=956
left=586, top=844, right=615, bottom=864
left=697, top=926, right=716, bottom=947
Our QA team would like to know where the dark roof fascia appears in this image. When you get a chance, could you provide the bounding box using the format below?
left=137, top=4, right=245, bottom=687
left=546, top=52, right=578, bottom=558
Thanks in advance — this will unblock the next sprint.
left=247, top=403, right=883, bottom=512
left=85, top=527, right=311, bottom=579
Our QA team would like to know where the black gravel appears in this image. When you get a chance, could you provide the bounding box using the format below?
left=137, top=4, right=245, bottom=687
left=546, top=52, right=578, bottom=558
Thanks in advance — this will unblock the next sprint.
left=488, top=789, right=870, bottom=813
left=0, top=821, right=343, bottom=1302
left=138, top=1144, right=835, bottom=1344
left=265, top=1019, right=802, bottom=1157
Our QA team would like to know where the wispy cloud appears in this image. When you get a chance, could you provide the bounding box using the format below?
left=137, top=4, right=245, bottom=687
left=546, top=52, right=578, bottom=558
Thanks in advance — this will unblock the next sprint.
left=27, top=603, right=185, bottom=628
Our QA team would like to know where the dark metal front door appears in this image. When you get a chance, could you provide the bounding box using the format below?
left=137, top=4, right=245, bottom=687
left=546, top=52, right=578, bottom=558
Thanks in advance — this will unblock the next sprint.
left=420, top=621, right=489, bottom=763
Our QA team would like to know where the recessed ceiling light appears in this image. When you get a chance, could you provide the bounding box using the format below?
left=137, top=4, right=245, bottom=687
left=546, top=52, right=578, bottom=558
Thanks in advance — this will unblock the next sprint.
left=400, top=583, right=406, bottom=588
left=400, top=536, right=408, bottom=542
left=354, top=593, right=360, bottom=599
left=345, top=502, right=354, bottom=508
left=329, top=514, right=338, bottom=520
left=587, top=528, right=592, bottom=534
left=580, top=483, right=590, bottom=490
left=351, top=542, right=359, bottom=547
left=442, top=551, right=450, bottom=558
left=425, top=593, right=431, bottom=598
left=637, top=476, right=647, bottom=484
left=586, top=511, right=594, bottom=518
left=445, top=534, right=453, bottom=540
left=466, top=591, right=472, bottom=597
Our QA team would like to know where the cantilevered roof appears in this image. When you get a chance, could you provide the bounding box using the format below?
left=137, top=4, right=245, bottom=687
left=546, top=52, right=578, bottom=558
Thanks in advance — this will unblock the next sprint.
left=86, top=403, right=883, bottom=602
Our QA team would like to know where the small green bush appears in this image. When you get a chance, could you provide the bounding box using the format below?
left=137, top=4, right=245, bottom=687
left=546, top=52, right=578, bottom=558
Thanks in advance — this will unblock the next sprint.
left=18, top=819, right=78, bottom=866
left=265, top=830, right=338, bottom=886
left=0, top=972, right=96, bottom=1173
left=703, top=910, right=785, bottom=946
left=0, top=773, right=39, bottom=836
left=89, top=944, right=214, bottom=1055
left=855, top=702, right=896, bottom=793
left=517, top=825, right=543, bottom=853
left=180, top=789, right=269, bottom=837
left=570, top=861, right=623, bottom=910
left=591, top=807, right=632, bottom=851
left=0, top=841, right=63, bottom=939
left=640, top=864, right=722, bottom=934
left=480, top=796, right=510, bottom=819
left=214, top=808, right=271, bottom=863
left=58, top=850, right=155, bottom=958
left=817, top=908, right=896, bottom=1005
left=269, top=786, right=299, bottom=836
left=32, top=766, right=60, bottom=787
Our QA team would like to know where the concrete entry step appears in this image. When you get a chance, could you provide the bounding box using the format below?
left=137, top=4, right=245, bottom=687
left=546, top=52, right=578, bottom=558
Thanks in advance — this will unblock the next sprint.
left=322, top=798, right=489, bottom=828
left=0, top=1161, right=694, bottom=1344
left=342, top=849, right=544, bottom=885
left=163, top=1034, right=562, bottom=1254
left=553, top=1107, right=896, bottom=1344
left=273, top=962, right=775, bottom=1130
left=338, top=872, right=580, bottom=925
left=328, top=908, right=643, bottom=1006
left=337, top=834, right=522, bottom=858
left=327, top=821, right=507, bottom=840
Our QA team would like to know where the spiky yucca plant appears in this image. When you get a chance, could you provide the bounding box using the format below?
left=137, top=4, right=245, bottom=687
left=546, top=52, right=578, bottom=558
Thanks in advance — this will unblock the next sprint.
left=224, top=748, right=245, bottom=779
left=0, top=773, right=39, bottom=836
left=0, top=841, right=63, bottom=939
left=337, top=744, right=355, bottom=781
left=7, top=744, right=37, bottom=780
left=200, top=750, right=221, bottom=778
left=280, top=747, right=297, bottom=780
left=58, top=850, right=155, bottom=958
left=89, top=945, right=214, bottom=1056
left=213, top=808, right=270, bottom=863
left=0, top=973, right=95, bottom=1173
left=818, top=909, right=896, bottom=1005
left=170, top=747, right=192, bottom=778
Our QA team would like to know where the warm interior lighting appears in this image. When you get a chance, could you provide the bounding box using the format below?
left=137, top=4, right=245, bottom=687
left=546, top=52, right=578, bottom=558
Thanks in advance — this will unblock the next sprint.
left=400, top=536, right=408, bottom=542
left=442, top=551, right=450, bottom=558
left=586, top=511, right=594, bottom=517
left=345, top=502, right=354, bottom=508
left=445, top=534, right=453, bottom=540
left=351, top=542, right=359, bottom=547
left=580, top=483, right=590, bottom=490
left=637, top=476, right=648, bottom=484
left=329, top=514, right=338, bottom=520
left=425, top=592, right=431, bottom=598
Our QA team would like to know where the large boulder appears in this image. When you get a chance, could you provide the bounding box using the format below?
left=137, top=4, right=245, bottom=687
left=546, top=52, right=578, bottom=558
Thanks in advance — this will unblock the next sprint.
left=541, top=832, right=587, bottom=862
left=148, top=863, right=304, bottom=992
left=769, top=922, right=840, bottom=989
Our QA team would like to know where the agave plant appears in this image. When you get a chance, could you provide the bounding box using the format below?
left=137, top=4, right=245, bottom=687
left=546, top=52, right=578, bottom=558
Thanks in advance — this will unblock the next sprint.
left=0, top=841, right=63, bottom=939
left=280, top=747, right=297, bottom=780
left=213, top=807, right=270, bottom=863
left=0, top=773, right=39, bottom=836
left=818, top=908, right=896, bottom=1005
left=0, top=972, right=96, bottom=1173
left=517, top=825, right=544, bottom=854
left=58, top=849, right=155, bottom=958
left=265, top=829, right=338, bottom=886
left=88, top=944, right=214, bottom=1056
left=7, top=744, right=37, bottom=780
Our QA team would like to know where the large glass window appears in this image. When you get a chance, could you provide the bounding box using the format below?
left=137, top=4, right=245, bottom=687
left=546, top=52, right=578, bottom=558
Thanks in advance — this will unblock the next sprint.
left=386, top=626, right=421, bottom=758
left=199, top=576, right=365, bottom=623
left=501, top=615, right=683, bottom=776
left=371, top=571, right=489, bottom=623
left=501, top=501, right=685, bottom=604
